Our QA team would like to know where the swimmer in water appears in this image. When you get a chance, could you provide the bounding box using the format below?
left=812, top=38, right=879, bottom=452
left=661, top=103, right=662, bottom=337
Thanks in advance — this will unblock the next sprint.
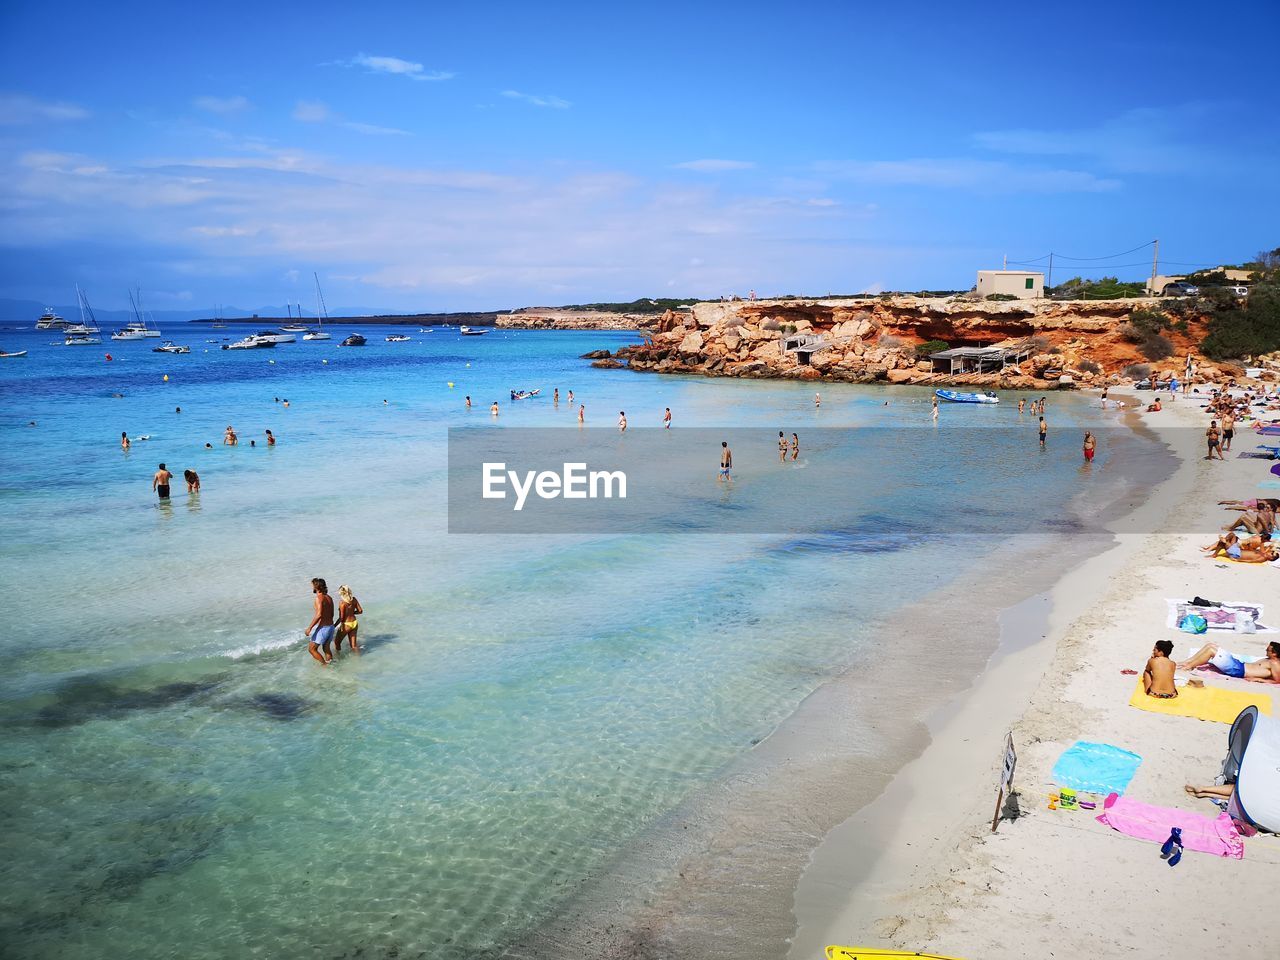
left=121, top=431, right=130, bottom=451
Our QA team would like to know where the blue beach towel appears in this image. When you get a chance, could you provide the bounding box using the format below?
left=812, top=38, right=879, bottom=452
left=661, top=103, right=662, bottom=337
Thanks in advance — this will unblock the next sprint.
left=1051, top=741, right=1143, bottom=796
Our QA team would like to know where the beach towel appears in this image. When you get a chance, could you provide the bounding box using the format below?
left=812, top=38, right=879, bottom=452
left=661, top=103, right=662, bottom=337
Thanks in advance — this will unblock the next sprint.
left=1051, top=741, right=1142, bottom=796
left=1166, top=600, right=1275, bottom=633
left=1095, top=793, right=1244, bottom=859
left=1129, top=680, right=1273, bottom=723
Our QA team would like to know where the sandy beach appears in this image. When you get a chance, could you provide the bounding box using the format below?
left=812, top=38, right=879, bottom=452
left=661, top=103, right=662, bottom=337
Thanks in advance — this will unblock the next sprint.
left=792, top=391, right=1280, bottom=959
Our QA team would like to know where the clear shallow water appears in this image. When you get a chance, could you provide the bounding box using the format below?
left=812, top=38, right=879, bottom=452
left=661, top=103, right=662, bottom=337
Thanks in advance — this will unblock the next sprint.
left=0, top=322, right=1158, bottom=958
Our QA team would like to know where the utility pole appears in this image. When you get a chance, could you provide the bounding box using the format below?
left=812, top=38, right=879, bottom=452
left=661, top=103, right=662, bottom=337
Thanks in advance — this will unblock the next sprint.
left=1150, top=239, right=1159, bottom=294
left=1003, top=254, right=1007, bottom=270
left=1047, top=252, right=1054, bottom=292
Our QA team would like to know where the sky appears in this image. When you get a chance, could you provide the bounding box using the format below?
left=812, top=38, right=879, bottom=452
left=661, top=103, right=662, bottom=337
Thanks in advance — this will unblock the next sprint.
left=1, top=0, right=1278, bottom=314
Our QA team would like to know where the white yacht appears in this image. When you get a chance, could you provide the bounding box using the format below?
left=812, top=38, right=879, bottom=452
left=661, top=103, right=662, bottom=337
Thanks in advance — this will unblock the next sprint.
left=459, top=325, right=486, bottom=336
left=35, top=307, right=70, bottom=330
left=223, top=335, right=277, bottom=350
left=252, top=330, right=296, bottom=344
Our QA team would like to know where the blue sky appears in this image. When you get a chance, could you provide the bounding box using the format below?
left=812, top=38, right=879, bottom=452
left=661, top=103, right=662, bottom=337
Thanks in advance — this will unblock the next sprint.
left=2, top=0, right=1278, bottom=313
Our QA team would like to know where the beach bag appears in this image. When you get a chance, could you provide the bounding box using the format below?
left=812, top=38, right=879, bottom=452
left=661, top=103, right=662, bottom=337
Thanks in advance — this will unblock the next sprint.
left=1179, top=615, right=1209, bottom=634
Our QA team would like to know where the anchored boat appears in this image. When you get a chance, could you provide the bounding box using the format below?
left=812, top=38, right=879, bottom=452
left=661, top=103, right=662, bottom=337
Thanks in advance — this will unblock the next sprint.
left=935, top=389, right=999, bottom=404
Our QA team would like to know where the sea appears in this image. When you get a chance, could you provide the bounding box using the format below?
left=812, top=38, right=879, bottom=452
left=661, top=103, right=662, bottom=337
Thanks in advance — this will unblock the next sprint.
left=0, top=320, right=1170, bottom=959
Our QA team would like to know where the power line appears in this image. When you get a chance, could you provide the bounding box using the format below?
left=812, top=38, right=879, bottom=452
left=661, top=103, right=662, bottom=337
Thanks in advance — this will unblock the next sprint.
left=1054, top=241, right=1155, bottom=262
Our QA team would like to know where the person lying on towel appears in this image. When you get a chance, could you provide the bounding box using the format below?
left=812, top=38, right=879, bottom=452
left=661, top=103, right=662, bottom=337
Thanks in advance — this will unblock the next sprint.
left=1178, top=641, right=1280, bottom=682
left=1144, top=640, right=1179, bottom=698
left=1201, top=532, right=1278, bottom=562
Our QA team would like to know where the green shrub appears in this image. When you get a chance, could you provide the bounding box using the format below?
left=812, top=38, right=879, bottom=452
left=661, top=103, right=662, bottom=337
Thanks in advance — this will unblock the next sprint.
left=1128, top=305, right=1168, bottom=338
left=985, top=293, right=1018, bottom=301
left=915, top=339, right=949, bottom=358
left=1077, top=359, right=1102, bottom=374
left=1139, top=334, right=1175, bottom=361
left=1123, top=363, right=1152, bottom=380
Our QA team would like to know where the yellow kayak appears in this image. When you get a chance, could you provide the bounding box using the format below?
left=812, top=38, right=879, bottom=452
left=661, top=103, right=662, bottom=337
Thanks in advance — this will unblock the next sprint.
left=826, top=948, right=965, bottom=960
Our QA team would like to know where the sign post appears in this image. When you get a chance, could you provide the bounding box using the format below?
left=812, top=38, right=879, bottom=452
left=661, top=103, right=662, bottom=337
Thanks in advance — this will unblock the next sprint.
left=992, top=732, right=1017, bottom=833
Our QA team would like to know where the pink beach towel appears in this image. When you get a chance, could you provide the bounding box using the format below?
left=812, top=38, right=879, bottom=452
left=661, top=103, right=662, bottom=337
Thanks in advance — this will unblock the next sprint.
left=1095, top=793, right=1244, bottom=859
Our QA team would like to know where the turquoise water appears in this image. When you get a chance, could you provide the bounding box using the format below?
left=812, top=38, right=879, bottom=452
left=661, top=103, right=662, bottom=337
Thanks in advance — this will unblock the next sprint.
left=0, top=322, right=1155, bottom=958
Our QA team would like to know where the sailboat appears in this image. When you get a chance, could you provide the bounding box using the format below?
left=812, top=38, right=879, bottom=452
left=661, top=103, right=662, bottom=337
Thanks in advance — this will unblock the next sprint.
left=279, top=302, right=309, bottom=333
left=65, top=285, right=103, bottom=335
left=211, top=304, right=227, bottom=328
left=303, top=275, right=332, bottom=340
left=111, top=288, right=162, bottom=339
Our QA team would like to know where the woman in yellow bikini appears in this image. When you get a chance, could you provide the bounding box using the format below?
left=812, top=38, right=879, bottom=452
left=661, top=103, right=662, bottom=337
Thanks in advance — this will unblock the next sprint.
left=334, top=585, right=364, bottom=654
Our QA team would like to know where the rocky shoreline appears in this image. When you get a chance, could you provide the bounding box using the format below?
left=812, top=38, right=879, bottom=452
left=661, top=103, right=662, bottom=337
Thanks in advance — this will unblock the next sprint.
left=597, top=295, right=1250, bottom=388
left=497, top=308, right=654, bottom=331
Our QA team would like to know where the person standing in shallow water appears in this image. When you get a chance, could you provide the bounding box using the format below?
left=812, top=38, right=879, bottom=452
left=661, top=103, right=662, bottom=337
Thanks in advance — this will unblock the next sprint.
left=618, top=411, right=627, bottom=432
left=306, top=577, right=336, bottom=666
left=578, top=404, right=585, bottom=424
left=1083, top=431, right=1095, bottom=463
left=1018, top=398, right=1025, bottom=414
left=333, top=585, right=363, bottom=655
left=790, top=433, right=799, bottom=461
left=779, top=431, right=788, bottom=461
left=1038, top=416, right=1047, bottom=449
left=152, top=463, right=172, bottom=500
left=663, top=407, right=671, bottom=428
left=121, top=431, right=130, bottom=451
left=719, top=441, right=732, bottom=481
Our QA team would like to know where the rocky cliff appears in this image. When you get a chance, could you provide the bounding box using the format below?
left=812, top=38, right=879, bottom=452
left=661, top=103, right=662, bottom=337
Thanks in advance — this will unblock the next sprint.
left=497, top=309, right=654, bottom=331
left=607, top=296, right=1230, bottom=387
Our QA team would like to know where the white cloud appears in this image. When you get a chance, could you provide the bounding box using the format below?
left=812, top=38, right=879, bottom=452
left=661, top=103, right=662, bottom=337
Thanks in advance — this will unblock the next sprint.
left=342, top=121, right=410, bottom=136
left=817, top=158, right=1120, bottom=193
left=293, top=100, right=333, bottom=123
left=194, top=95, right=251, bottom=115
left=501, top=90, right=571, bottom=109
left=343, top=54, right=454, bottom=82
left=0, top=93, right=90, bottom=124
left=673, top=159, right=755, bottom=172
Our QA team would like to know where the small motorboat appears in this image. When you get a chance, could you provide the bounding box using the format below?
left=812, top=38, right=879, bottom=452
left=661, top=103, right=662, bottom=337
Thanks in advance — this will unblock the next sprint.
left=459, top=325, right=487, bottom=336
left=223, top=335, right=277, bottom=350
left=417, top=327, right=434, bottom=333
left=278, top=324, right=309, bottom=333
left=153, top=341, right=191, bottom=354
left=385, top=334, right=411, bottom=342
left=253, top=330, right=296, bottom=344
left=302, top=330, right=331, bottom=341
left=65, top=333, right=102, bottom=345
left=339, top=334, right=367, bottom=347
left=936, top=389, right=999, bottom=404
left=0, top=349, right=27, bottom=357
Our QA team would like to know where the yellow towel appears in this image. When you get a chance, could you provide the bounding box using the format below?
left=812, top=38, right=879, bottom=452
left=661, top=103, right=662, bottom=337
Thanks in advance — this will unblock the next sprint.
left=1129, top=680, right=1273, bottom=723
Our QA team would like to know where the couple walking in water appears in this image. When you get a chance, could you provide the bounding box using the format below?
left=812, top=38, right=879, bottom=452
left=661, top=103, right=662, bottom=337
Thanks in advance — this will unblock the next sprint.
left=305, top=578, right=364, bottom=666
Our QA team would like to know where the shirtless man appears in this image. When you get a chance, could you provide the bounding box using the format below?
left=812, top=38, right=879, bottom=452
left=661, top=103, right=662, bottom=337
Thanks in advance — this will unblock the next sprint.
left=490, top=401, right=499, bottom=416
left=618, top=411, right=627, bottom=432
left=1017, top=398, right=1026, bottom=414
left=1179, top=641, right=1280, bottom=683
left=152, top=463, right=172, bottom=500
left=1222, top=412, right=1235, bottom=452
left=663, top=407, right=671, bottom=429
left=305, top=577, right=336, bottom=666
left=1144, top=640, right=1178, bottom=698
left=719, top=441, right=732, bottom=481
left=223, top=425, right=238, bottom=446
left=1038, top=416, right=1047, bottom=449
left=1205, top=421, right=1224, bottom=460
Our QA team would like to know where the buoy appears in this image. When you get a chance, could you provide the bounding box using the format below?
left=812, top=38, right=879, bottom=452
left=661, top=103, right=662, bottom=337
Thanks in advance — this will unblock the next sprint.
left=322, top=359, right=328, bottom=364
left=268, top=359, right=275, bottom=364
left=466, top=362, right=471, bottom=367
left=163, top=374, right=169, bottom=382
left=448, top=381, right=454, bottom=388
left=105, top=353, right=113, bottom=361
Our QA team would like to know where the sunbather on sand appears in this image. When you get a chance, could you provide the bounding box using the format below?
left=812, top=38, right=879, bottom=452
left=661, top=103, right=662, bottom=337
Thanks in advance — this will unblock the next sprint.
left=1222, top=503, right=1276, bottom=535
left=1218, top=498, right=1280, bottom=511
left=1184, top=783, right=1234, bottom=800
left=1144, top=640, right=1178, bottom=698
left=1178, top=641, right=1280, bottom=682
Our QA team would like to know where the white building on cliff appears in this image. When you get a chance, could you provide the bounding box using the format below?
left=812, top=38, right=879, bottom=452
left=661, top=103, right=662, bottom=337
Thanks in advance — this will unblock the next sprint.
left=975, top=270, right=1044, bottom=299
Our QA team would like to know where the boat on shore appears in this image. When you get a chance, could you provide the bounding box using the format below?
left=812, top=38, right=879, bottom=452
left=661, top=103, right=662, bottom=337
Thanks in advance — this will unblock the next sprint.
left=936, top=389, right=999, bottom=404
left=459, top=325, right=487, bottom=336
